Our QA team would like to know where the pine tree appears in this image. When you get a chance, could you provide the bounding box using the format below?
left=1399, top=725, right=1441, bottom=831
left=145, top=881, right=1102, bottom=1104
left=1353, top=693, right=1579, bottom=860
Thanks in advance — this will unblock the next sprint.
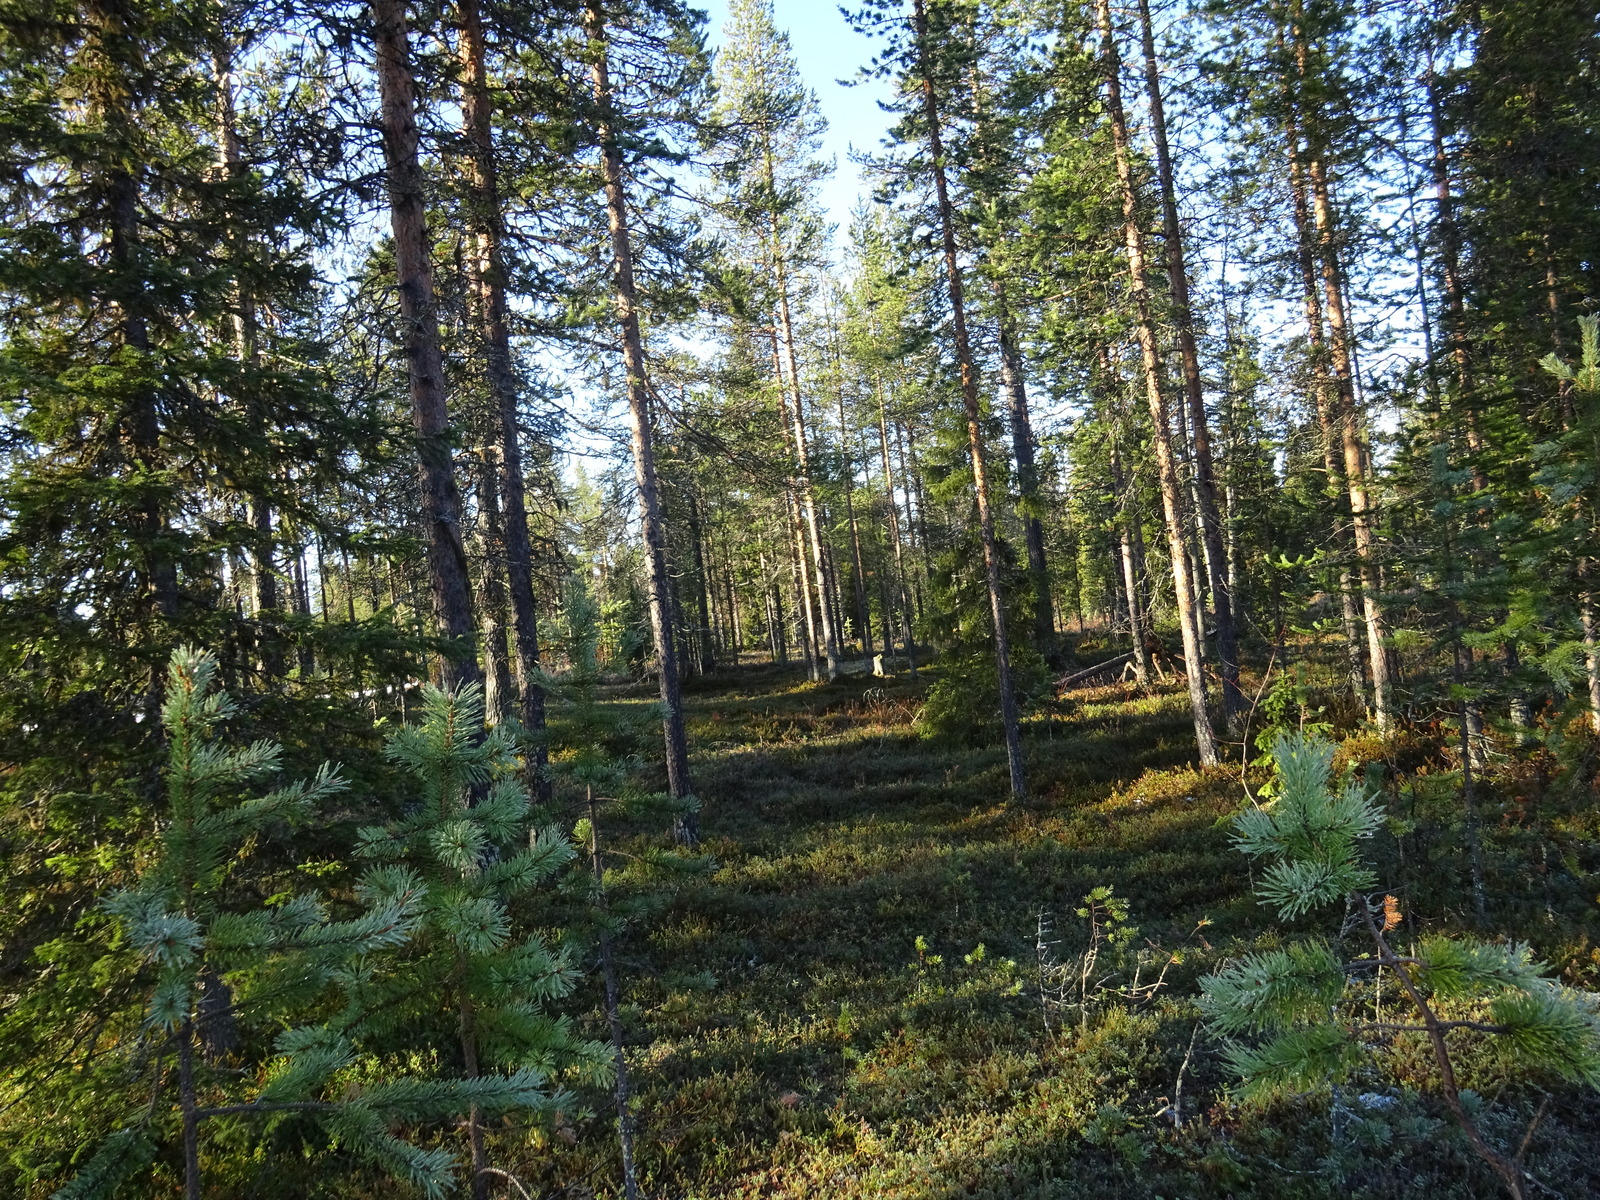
left=577, top=0, right=709, bottom=844
left=711, top=0, right=844, bottom=681
left=848, top=0, right=1028, bottom=798
left=371, top=0, right=481, bottom=690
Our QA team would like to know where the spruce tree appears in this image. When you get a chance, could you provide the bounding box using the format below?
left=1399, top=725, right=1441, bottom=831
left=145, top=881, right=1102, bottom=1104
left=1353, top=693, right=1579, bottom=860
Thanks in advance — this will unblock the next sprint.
left=351, top=682, right=604, bottom=1199
left=1202, top=733, right=1600, bottom=1200
left=59, top=649, right=551, bottom=1200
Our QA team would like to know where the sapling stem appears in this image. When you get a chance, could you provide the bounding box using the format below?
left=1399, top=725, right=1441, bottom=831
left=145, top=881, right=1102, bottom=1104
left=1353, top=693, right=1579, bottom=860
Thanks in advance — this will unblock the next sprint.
left=589, top=787, right=640, bottom=1200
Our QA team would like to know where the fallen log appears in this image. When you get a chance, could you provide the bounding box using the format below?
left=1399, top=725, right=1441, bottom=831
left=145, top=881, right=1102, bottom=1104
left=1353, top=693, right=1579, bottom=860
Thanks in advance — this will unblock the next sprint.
left=1056, top=652, right=1136, bottom=691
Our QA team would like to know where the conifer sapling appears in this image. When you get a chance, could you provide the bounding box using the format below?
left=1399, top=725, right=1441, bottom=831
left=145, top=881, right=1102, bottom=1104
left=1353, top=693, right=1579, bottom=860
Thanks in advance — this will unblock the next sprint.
left=1201, top=733, right=1600, bottom=1199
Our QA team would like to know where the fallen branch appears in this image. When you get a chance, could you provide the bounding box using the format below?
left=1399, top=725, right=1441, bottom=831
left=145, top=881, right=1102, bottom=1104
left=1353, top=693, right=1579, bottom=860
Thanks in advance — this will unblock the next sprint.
left=1056, top=653, right=1135, bottom=691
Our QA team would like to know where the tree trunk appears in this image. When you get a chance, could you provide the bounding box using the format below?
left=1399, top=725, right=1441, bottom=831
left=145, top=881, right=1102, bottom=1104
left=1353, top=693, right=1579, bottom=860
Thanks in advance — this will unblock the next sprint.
left=585, top=2, right=695, bottom=844
left=1284, top=98, right=1368, bottom=709
left=787, top=489, right=819, bottom=678
left=1097, top=0, right=1218, bottom=765
left=178, top=1017, right=200, bottom=1200
left=587, top=791, right=641, bottom=1200
left=214, top=47, right=283, bottom=681
left=876, top=378, right=918, bottom=676
left=913, top=0, right=1025, bottom=798
left=1109, top=436, right=1152, bottom=685
left=1288, top=5, right=1391, bottom=729
left=1424, top=62, right=1486, bottom=477
left=727, top=555, right=743, bottom=660
left=111, top=173, right=179, bottom=627
left=834, top=345, right=874, bottom=667
left=458, top=0, right=549, bottom=788
left=1134, top=0, right=1239, bottom=725
left=1583, top=572, right=1600, bottom=734
left=476, top=451, right=513, bottom=725
left=451, top=949, right=489, bottom=1200
left=770, top=330, right=820, bottom=678
left=688, top=492, right=716, bottom=675
left=1309, top=151, right=1392, bottom=729
left=372, top=0, right=479, bottom=690
left=995, top=289, right=1053, bottom=652
left=765, top=152, right=842, bottom=681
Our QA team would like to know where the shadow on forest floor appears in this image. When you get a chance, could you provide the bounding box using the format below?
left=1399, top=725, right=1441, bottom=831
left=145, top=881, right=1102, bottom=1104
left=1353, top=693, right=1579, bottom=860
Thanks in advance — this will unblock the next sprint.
left=507, top=657, right=1600, bottom=1200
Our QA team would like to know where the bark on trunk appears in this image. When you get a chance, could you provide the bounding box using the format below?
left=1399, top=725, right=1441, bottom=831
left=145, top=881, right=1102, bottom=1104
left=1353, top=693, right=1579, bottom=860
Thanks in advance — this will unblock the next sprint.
left=769, top=330, right=820, bottom=678
left=1134, top=0, right=1239, bottom=725
left=476, top=451, right=513, bottom=725
left=1289, top=5, right=1391, bottom=729
left=586, top=3, right=695, bottom=844
left=833, top=345, right=874, bottom=667
left=372, top=0, right=479, bottom=690
left=1097, top=0, right=1218, bottom=765
left=995, top=289, right=1053, bottom=651
left=913, top=0, right=1025, bottom=798
left=214, top=47, right=283, bottom=680
left=766, top=145, right=842, bottom=680
left=688, top=492, right=716, bottom=675
left=876, top=379, right=918, bottom=676
left=1583, top=573, right=1600, bottom=734
left=1425, top=62, right=1486, bottom=478
left=111, top=167, right=178, bottom=623
left=458, top=0, right=548, bottom=788
left=1285, top=97, right=1368, bottom=709
left=1109, top=438, right=1152, bottom=685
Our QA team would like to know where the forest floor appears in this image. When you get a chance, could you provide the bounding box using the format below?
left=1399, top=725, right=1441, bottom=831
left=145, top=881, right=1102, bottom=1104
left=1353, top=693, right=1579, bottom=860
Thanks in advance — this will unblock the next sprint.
left=511, top=652, right=1600, bottom=1200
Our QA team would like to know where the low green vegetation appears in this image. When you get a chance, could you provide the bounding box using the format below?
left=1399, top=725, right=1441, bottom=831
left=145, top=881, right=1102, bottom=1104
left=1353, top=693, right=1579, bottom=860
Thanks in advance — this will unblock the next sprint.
left=494, top=659, right=1599, bottom=1200
left=6, top=649, right=1600, bottom=1197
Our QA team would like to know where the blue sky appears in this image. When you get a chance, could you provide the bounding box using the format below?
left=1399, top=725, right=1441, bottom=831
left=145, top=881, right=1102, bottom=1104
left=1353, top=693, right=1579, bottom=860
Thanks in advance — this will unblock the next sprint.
left=699, top=0, right=899, bottom=244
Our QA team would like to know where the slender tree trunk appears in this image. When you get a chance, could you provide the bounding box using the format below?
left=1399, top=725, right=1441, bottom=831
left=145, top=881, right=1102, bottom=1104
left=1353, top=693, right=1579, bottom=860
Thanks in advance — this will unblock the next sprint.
left=876, top=379, right=918, bottom=676
left=458, top=0, right=548, bottom=787
left=766, top=163, right=841, bottom=681
left=1109, top=438, right=1152, bottom=685
left=1133, top=0, right=1240, bottom=724
left=963, top=55, right=1050, bottom=657
left=178, top=1018, right=200, bottom=1200
left=762, top=569, right=779, bottom=663
left=1289, top=7, right=1391, bottom=730
left=913, top=0, right=1025, bottom=798
left=477, top=452, right=513, bottom=725
left=833, top=348, right=874, bottom=666
left=1424, top=63, right=1485, bottom=476
left=214, top=48, right=282, bottom=680
left=898, top=417, right=932, bottom=625
left=1582, top=570, right=1600, bottom=734
left=787, top=492, right=819, bottom=678
left=688, top=493, right=716, bottom=675
left=769, top=330, right=820, bottom=678
left=1309, top=153, right=1392, bottom=729
left=586, top=3, right=695, bottom=844
left=372, top=0, right=479, bottom=690
left=995, top=288, right=1053, bottom=650
left=291, top=541, right=315, bottom=678
left=720, top=546, right=740, bottom=663
left=759, top=534, right=788, bottom=664
left=823, top=537, right=847, bottom=658
left=587, top=790, right=641, bottom=1200
left=1097, top=0, right=1218, bottom=765
left=1285, top=101, right=1368, bottom=708
left=111, top=174, right=178, bottom=625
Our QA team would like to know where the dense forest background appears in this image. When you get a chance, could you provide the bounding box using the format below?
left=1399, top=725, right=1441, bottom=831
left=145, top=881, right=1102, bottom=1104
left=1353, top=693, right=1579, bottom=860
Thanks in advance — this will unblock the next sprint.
left=3, top=0, right=1600, bottom=1195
